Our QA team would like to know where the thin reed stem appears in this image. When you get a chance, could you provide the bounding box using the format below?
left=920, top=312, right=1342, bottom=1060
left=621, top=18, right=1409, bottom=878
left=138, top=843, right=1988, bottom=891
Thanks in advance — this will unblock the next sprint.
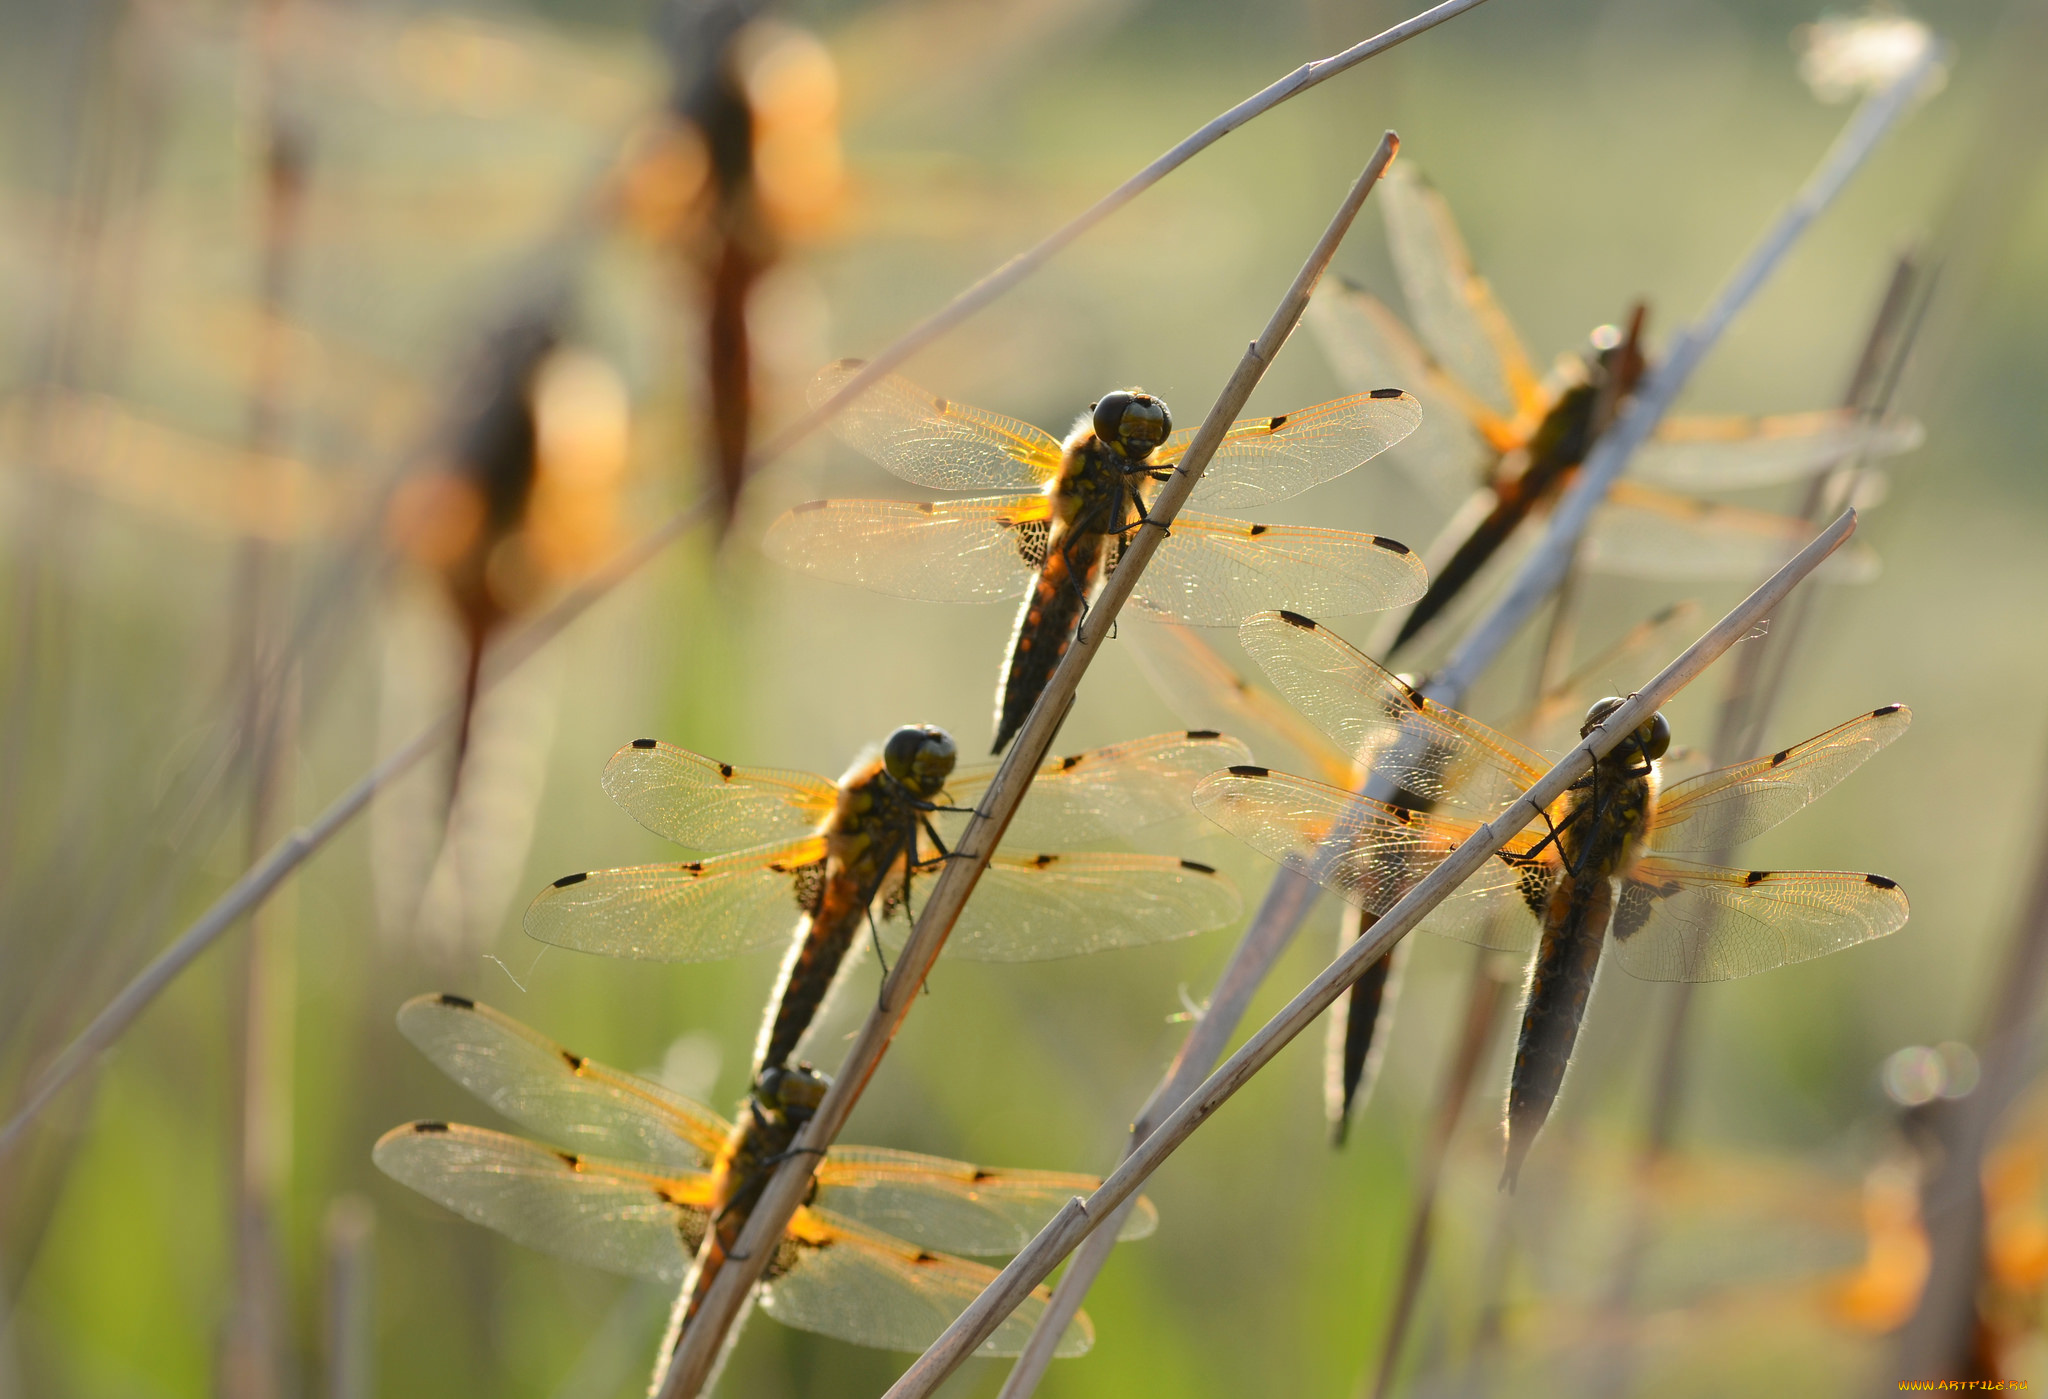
left=650, top=133, right=1405, bottom=1399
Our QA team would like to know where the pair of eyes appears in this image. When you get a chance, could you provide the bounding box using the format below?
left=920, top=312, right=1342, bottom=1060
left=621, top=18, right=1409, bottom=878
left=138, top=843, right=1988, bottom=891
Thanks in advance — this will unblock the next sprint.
left=1582, top=698, right=1672, bottom=761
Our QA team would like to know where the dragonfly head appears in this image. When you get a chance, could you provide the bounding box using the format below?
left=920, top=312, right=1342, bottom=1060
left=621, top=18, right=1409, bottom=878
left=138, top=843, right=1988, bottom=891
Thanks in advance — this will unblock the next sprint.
left=1582, top=696, right=1671, bottom=764
left=883, top=724, right=958, bottom=798
left=1090, top=390, right=1171, bottom=461
left=756, top=1064, right=831, bottom=1124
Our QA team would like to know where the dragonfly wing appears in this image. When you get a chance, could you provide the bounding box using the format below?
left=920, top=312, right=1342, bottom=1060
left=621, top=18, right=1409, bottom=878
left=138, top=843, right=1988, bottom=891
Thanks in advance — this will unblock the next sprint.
left=1162, top=391, right=1422, bottom=511
left=1124, top=513, right=1427, bottom=627
left=372, top=1122, right=702, bottom=1283
left=393, top=994, right=727, bottom=1168
left=1193, top=765, right=1545, bottom=953
left=942, top=731, right=1253, bottom=847
left=760, top=495, right=1048, bottom=603
left=1610, top=856, right=1909, bottom=982
left=1238, top=609, right=1547, bottom=815
left=762, top=1209, right=1092, bottom=1357
left=903, top=853, right=1240, bottom=962
left=1650, top=705, right=1911, bottom=854
left=1123, top=623, right=1356, bottom=786
left=524, top=838, right=827, bottom=962
left=808, top=359, right=1063, bottom=490
left=1633, top=411, right=1924, bottom=491
left=1586, top=483, right=1880, bottom=583
left=601, top=741, right=835, bottom=851
left=814, top=1146, right=1156, bottom=1255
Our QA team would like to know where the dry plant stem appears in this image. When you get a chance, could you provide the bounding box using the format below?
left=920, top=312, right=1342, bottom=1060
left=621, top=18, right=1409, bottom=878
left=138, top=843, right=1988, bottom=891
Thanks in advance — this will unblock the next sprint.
left=880, top=512, right=1859, bottom=1399
left=650, top=133, right=1404, bottom=1399
left=0, top=0, right=1489, bottom=1154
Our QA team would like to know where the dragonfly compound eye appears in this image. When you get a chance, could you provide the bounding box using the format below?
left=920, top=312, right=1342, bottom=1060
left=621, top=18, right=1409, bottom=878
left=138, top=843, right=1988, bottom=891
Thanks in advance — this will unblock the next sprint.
left=758, top=1064, right=831, bottom=1117
left=1581, top=696, right=1628, bottom=737
left=883, top=724, right=958, bottom=797
left=1639, top=712, right=1672, bottom=762
left=1092, top=390, right=1171, bottom=460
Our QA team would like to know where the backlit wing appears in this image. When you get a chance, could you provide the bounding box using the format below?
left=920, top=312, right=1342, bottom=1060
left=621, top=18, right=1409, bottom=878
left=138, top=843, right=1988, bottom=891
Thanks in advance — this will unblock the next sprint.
left=372, top=1122, right=702, bottom=1283
left=1586, top=483, right=1880, bottom=583
left=941, top=731, right=1253, bottom=848
left=1650, top=706, right=1911, bottom=855
left=1379, top=165, right=1546, bottom=426
left=764, top=1209, right=1092, bottom=1358
left=1610, top=858, right=1909, bottom=982
left=1193, top=765, right=1547, bottom=953
left=814, top=1146, right=1157, bottom=1255
left=809, top=359, right=1064, bottom=490
left=1122, top=513, right=1427, bottom=626
left=1154, top=391, right=1422, bottom=511
left=759, top=495, right=1049, bottom=603
left=895, top=853, right=1241, bottom=962
left=1633, top=411, right=1924, bottom=491
left=1238, top=609, right=1547, bottom=814
left=1124, top=623, right=1355, bottom=786
left=524, top=837, right=828, bottom=961
left=394, top=994, right=728, bottom=1168
left=601, top=741, right=836, bottom=851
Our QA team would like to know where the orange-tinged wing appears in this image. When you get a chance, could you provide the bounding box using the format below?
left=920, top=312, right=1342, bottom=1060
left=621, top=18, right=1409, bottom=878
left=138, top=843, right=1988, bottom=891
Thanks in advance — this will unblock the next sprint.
left=809, top=359, right=1064, bottom=490
left=1586, top=482, right=1880, bottom=583
left=1123, top=513, right=1427, bottom=626
left=1154, top=391, right=1422, bottom=510
left=1610, top=857, right=1909, bottom=982
left=759, top=495, right=1050, bottom=603
left=1633, top=410, right=1923, bottom=491
left=394, top=994, right=729, bottom=1167
left=372, top=1122, right=706, bottom=1283
left=766, top=1209, right=1093, bottom=1357
left=1237, top=609, right=1547, bottom=815
left=524, top=837, right=828, bottom=961
left=1125, top=623, right=1356, bottom=786
left=813, top=1146, right=1156, bottom=1255
left=601, top=740, right=836, bottom=852
left=940, top=731, right=1252, bottom=849
left=1378, top=165, right=1547, bottom=426
left=1191, top=765, right=1547, bottom=953
left=895, top=852, right=1242, bottom=961
left=1650, top=706, right=1911, bottom=855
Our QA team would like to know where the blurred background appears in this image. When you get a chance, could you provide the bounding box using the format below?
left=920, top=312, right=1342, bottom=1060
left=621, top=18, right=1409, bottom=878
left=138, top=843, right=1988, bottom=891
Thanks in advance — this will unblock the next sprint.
left=0, top=0, right=2044, bottom=1394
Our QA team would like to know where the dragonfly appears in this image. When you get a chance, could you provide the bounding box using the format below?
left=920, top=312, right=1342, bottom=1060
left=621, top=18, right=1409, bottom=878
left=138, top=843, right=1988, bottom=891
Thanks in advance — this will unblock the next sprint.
left=763, top=359, right=1428, bottom=752
left=1193, top=610, right=1911, bottom=1185
left=1306, top=164, right=1919, bottom=658
left=526, top=725, right=1246, bottom=1082
left=373, top=993, right=1156, bottom=1357
left=1127, top=603, right=1697, bottom=1145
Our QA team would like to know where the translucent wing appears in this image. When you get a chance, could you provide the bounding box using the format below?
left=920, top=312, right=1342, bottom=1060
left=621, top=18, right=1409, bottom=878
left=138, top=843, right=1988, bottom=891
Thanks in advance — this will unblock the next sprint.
left=759, top=495, right=1049, bottom=603
left=372, top=1122, right=702, bottom=1283
left=394, top=994, right=729, bottom=1168
left=1124, top=622, right=1356, bottom=786
left=813, top=1147, right=1156, bottom=1255
left=1586, top=483, right=1881, bottom=583
left=1632, top=411, right=1924, bottom=491
left=1192, top=765, right=1547, bottom=954
left=1122, top=513, right=1428, bottom=626
left=764, top=1209, right=1092, bottom=1358
left=941, top=731, right=1253, bottom=848
left=1650, top=705, right=1911, bottom=854
left=898, top=853, right=1242, bottom=962
left=524, top=838, right=828, bottom=962
left=1610, top=857, right=1909, bottom=982
left=1379, top=164, right=1545, bottom=425
left=1238, top=609, right=1547, bottom=814
left=600, top=741, right=836, bottom=852
left=809, top=359, right=1064, bottom=490
left=1155, top=391, right=1423, bottom=511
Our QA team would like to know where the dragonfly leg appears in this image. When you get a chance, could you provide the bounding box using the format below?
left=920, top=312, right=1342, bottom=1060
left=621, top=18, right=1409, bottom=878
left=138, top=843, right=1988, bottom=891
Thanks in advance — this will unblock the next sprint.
left=864, top=903, right=893, bottom=982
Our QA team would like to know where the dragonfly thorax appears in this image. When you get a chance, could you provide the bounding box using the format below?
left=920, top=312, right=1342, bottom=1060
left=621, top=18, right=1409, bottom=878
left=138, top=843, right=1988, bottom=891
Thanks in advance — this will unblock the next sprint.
left=1090, top=390, right=1170, bottom=461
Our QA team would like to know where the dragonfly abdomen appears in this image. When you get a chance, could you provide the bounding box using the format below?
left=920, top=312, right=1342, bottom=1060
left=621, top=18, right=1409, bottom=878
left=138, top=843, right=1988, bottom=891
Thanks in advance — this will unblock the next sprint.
left=1503, top=873, right=1611, bottom=1189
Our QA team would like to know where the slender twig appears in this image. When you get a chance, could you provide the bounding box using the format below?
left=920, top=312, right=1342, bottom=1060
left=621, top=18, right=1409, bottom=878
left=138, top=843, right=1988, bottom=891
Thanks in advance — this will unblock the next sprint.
left=879, top=513, right=1860, bottom=1399
left=0, top=0, right=1491, bottom=1151
left=650, top=133, right=1405, bottom=1399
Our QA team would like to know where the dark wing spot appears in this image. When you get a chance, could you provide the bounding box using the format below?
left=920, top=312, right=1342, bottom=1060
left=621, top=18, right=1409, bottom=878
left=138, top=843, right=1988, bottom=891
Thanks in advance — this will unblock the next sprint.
left=681, top=861, right=704, bottom=874
left=1015, top=518, right=1050, bottom=569
left=1032, top=853, right=1058, bottom=868
left=915, top=500, right=937, bottom=515
left=1874, top=703, right=1904, bottom=716
left=1267, top=414, right=1288, bottom=431
left=933, top=396, right=949, bottom=414
left=1745, top=870, right=1770, bottom=886
left=557, top=1151, right=583, bottom=1169
left=1247, top=523, right=1268, bottom=537
left=561, top=1050, right=586, bottom=1071
left=631, top=738, right=658, bottom=749
left=1770, top=749, right=1791, bottom=767
left=552, top=872, right=588, bottom=888
left=1369, top=388, right=1405, bottom=399
left=1277, top=609, right=1316, bottom=630
left=1186, top=729, right=1221, bottom=740
left=793, top=861, right=827, bottom=916
left=971, top=1168, right=996, bottom=1182
left=719, top=763, right=734, bottom=779
left=1227, top=765, right=1269, bottom=777
left=793, top=499, right=829, bottom=514
left=1866, top=874, right=1899, bottom=890
left=414, top=1121, right=450, bottom=1133
left=436, top=993, right=475, bottom=1009
left=913, top=1251, right=941, bottom=1265
left=1180, top=859, right=1216, bottom=874
left=1371, top=536, right=1409, bottom=554
left=1058, top=754, right=1083, bottom=771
